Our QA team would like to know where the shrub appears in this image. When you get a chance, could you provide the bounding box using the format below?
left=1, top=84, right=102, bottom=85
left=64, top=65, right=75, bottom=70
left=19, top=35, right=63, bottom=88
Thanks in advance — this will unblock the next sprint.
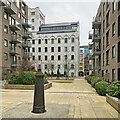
left=91, top=77, right=103, bottom=87
left=8, top=71, right=35, bottom=85
left=95, top=81, right=109, bottom=96
left=106, top=81, right=120, bottom=99
left=86, top=76, right=93, bottom=84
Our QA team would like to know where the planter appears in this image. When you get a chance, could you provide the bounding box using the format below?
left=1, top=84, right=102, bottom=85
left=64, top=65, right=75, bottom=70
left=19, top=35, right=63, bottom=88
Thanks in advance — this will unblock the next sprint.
left=106, top=94, right=120, bottom=113
left=4, top=82, right=52, bottom=90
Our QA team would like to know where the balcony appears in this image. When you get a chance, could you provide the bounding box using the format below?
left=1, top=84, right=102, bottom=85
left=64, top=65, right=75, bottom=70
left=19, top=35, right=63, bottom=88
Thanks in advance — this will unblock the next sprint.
left=88, top=44, right=94, bottom=49
left=92, top=21, right=101, bottom=29
left=89, top=55, right=95, bottom=60
left=89, top=65, right=93, bottom=70
left=11, top=62, right=17, bottom=67
left=11, top=35, right=22, bottom=43
left=94, top=66, right=101, bottom=70
left=22, top=41, right=32, bottom=48
left=92, top=35, right=101, bottom=42
left=4, top=2, right=17, bottom=15
left=22, top=21, right=31, bottom=28
left=23, top=33, right=32, bottom=39
left=93, top=49, right=101, bottom=56
left=9, top=48, right=20, bottom=55
left=23, top=52, right=33, bottom=58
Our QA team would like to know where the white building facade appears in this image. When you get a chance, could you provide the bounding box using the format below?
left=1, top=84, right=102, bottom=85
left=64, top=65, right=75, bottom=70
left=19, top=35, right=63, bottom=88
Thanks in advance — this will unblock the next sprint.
left=30, top=22, right=80, bottom=77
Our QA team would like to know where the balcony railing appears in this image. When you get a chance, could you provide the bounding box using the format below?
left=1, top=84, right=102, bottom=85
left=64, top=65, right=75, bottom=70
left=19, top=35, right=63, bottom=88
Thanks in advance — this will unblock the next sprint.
left=22, top=41, right=32, bottom=48
left=92, top=34, right=101, bottom=42
left=23, top=33, right=32, bottom=39
left=88, top=43, right=94, bottom=49
left=11, top=62, right=17, bottom=67
left=89, top=65, right=93, bottom=70
left=22, top=21, right=31, bottom=28
left=92, top=20, right=101, bottom=29
left=4, top=2, right=17, bottom=15
left=94, top=66, right=101, bottom=70
left=9, top=23, right=21, bottom=31
left=23, top=52, right=33, bottom=58
left=11, top=34, right=22, bottom=43
left=9, top=47, right=20, bottom=55
left=93, top=48, right=101, bottom=56
left=89, top=55, right=95, bottom=60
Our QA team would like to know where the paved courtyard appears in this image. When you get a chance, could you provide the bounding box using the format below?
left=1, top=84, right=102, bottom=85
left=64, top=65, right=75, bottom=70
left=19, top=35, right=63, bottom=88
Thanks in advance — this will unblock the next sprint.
left=0, top=77, right=120, bottom=119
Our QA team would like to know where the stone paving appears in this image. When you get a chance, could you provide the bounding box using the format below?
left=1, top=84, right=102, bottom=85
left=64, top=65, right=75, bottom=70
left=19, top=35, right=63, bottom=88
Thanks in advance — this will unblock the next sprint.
left=0, top=77, right=120, bottom=119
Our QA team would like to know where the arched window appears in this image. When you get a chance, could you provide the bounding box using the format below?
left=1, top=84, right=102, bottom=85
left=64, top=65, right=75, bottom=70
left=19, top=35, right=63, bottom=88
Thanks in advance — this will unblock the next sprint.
left=71, top=64, right=74, bottom=69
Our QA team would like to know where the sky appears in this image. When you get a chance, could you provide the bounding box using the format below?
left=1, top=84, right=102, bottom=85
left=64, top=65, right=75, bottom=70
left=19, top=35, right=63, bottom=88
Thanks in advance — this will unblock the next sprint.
left=26, top=1, right=101, bottom=46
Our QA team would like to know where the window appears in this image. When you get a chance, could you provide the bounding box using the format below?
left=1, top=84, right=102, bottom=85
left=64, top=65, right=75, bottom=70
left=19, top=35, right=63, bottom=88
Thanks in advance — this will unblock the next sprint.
left=106, top=0, right=109, bottom=9
left=38, top=47, right=41, bottom=52
left=32, top=40, right=35, bottom=44
left=80, top=63, right=83, bottom=66
left=103, top=53, right=104, bottom=66
left=103, top=20, right=105, bottom=33
left=80, top=67, right=83, bottom=70
left=106, top=50, right=109, bottom=65
left=31, top=12, right=35, bottom=15
left=58, top=47, right=61, bottom=52
left=112, top=69, right=115, bottom=81
left=118, top=15, right=120, bottom=37
left=28, top=48, right=30, bottom=52
left=80, top=59, right=83, bottom=61
left=64, top=38, right=68, bottom=43
left=64, top=64, right=67, bottom=69
left=51, top=56, right=54, bottom=60
left=118, top=0, right=120, bottom=11
left=112, top=46, right=115, bottom=58
left=103, top=37, right=105, bottom=50
left=106, top=11, right=110, bottom=28
left=51, top=47, right=54, bottom=52
left=58, top=38, right=61, bottom=43
left=118, top=68, right=120, bottom=81
left=71, top=64, right=74, bottom=69
left=65, top=47, right=67, bottom=52
left=32, top=18, right=35, bottom=22
left=45, top=39, right=47, bottom=44
left=38, top=39, right=41, bottom=44
left=51, top=38, right=54, bottom=44
left=32, top=48, right=35, bottom=52
left=58, top=65, right=60, bottom=69
left=58, top=55, right=61, bottom=60
left=4, top=25, right=8, bottom=33
left=4, top=12, right=8, bottom=19
left=80, top=50, right=83, bottom=53
left=71, top=37, right=74, bottom=43
left=4, top=53, right=8, bottom=60
left=113, top=0, right=116, bottom=12
left=18, top=12, right=21, bottom=19
left=4, top=39, right=8, bottom=47
left=32, top=26, right=34, bottom=30
left=103, top=3, right=105, bottom=16
left=118, top=41, right=120, bottom=63
left=71, top=46, right=74, bottom=52
left=65, top=55, right=67, bottom=60
left=45, top=56, right=47, bottom=60
left=33, top=56, right=35, bottom=60
left=38, top=56, right=41, bottom=60
left=71, top=55, right=74, bottom=60
left=80, top=54, right=83, bottom=57
left=45, top=47, right=47, bottom=52
left=45, top=65, right=47, bottom=69
left=106, top=30, right=109, bottom=47
left=112, top=22, right=115, bottom=36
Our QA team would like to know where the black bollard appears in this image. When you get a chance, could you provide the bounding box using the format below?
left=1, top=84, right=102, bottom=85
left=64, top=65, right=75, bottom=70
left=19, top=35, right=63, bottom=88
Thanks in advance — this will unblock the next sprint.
left=32, top=72, right=46, bottom=113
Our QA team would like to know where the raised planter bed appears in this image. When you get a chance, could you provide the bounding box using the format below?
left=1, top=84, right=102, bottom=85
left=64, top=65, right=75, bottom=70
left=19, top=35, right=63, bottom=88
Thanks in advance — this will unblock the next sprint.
left=4, top=82, right=52, bottom=90
left=106, top=94, right=120, bottom=113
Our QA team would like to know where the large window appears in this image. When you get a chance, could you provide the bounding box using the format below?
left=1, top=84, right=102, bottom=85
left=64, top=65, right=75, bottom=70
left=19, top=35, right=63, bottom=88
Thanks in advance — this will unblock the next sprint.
left=106, top=50, right=109, bottom=65
left=4, top=53, right=8, bottom=60
left=118, top=41, right=120, bottom=62
left=106, top=30, right=109, bottom=47
left=45, top=47, right=47, bottom=52
left=45, top=39, right=47, bottom=44
left=32, top=40, right=35, bottom=44
left=112, top=69, right=115, bottom=81
left=45, top=56, right=47, bottom=60
left=4, top=39, right=8, bottom=47
left=4, top=25, right=8, bottom=33
left=71, top=46, right=74, bottom=52
left=51, top=56, right=54, bottom=60
left=31, top=12, right=35, bottom=15
left=38, top=56, right=41, bottom=60
left=112, top=0, right=116, bottom=12
left=64, top=38, right=68, bottom=43
left=38, top=39, right=41, bottom=44
left=32, top=48, right=35, bottom=52
left=51, top=39, right=54, bottom=44
left=4, top=12, right=8, bottom=19
left=58, top=38, right=61, bottom=43
left=71, top=55, right=74, bottom=60
left=112, top=46, right=115, bottom=58
left=118, top=15, right=120, bottom=37
left=58, top=55, right=61, bottom=60
left=103, top=37, right=105, bottom=50
left=38, top=47, right=41, bottom=52
left=51, top=47, right=54, bottom=52
left=103, top=53, right=104, bottom=66
left=65, top=47, right=67, bottom=52
left=71, top=37, right=74, bottom=43
left=106, top=11, right=110, bottom=28
left=112, top=22, right=115, bottom=36
left=58, top=47, right=61, bottom=52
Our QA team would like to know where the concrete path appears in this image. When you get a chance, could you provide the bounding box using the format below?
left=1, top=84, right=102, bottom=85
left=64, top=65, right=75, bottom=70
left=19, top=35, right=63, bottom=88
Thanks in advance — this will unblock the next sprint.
left=1, top=77, right=120, bottom=119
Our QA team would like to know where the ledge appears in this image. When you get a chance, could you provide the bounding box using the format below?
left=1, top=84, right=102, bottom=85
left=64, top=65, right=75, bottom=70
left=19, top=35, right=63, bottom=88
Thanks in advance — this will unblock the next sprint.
left=106, top=94, right=120, bottom=113
left=4, top=82, right=52, bottom=90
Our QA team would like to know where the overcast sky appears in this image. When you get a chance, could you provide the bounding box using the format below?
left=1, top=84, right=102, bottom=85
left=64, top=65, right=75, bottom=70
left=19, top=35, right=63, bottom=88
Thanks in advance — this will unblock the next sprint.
left=26, top=1, right=101, bottom=46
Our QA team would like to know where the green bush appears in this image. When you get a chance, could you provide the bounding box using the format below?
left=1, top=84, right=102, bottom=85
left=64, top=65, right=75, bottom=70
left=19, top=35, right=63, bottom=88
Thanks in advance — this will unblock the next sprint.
left=91, top=77, right=103, bottom=87
left=8, top=71, right=35, bottom=85
left=86, top=76, right=93, bottom=84
left=95, top=81, right=109, bottom=96
left=106, top=81, right=120, bottom=99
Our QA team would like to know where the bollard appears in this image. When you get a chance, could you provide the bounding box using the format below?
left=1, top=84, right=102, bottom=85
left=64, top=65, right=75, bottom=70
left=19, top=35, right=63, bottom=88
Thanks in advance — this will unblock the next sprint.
left=32, top=72, right=46, bottom=113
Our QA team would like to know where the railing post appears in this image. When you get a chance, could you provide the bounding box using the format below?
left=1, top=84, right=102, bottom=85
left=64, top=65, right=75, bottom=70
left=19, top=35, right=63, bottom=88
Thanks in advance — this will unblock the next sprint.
left=32, top=72, right=46, bottom=113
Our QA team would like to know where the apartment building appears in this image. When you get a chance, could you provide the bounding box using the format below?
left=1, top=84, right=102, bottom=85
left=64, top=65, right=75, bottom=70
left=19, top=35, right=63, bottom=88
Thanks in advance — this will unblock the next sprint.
left=29, top=22, right=80, bottom=77
left=28, top=7, right=45, bottom=33
left=79, top=45, right=89, bottom=76
left=89, top=1, right=120, bottom=82
left=0, top=0, right=32, bottom=75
